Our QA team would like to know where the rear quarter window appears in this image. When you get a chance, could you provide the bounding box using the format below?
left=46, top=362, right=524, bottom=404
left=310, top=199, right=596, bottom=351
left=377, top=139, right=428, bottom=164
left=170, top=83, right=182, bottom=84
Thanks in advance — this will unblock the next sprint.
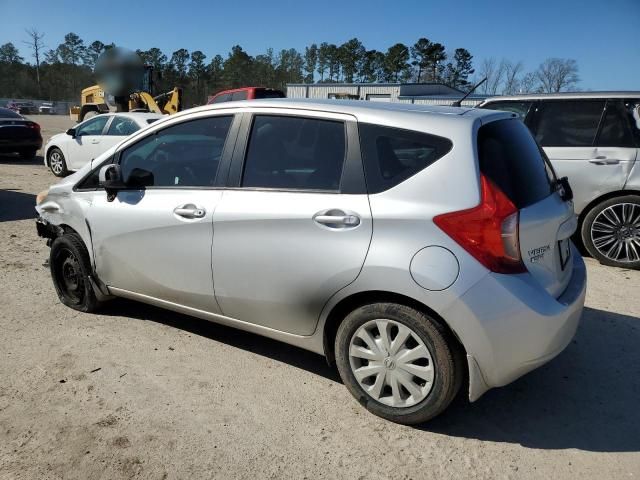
left=359, top=124, right=452, bottom=193
left=478, top=118, right=554, bottom=209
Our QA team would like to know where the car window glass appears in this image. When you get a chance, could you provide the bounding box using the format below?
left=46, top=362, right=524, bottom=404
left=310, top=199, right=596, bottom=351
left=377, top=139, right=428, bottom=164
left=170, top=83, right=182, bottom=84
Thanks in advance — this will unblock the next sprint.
left=0, top=107, right=22, bottom=118
left=212, top=93, right=231, bottom=104
left=597, top=101, right=635, bottom=148
left=232, top=91, right=248, bottom=101
left=77, top=116, right=109, bottom=136
left=107, top=116, right=140, bottom=136
left=119, top=115, right=233, bottom=188
left=242, top=115, right=346, bottom=191
left=358, top=123, right=452, bottom=193
left=532, top=101, right=604, bottom=147
left=624, top=99, right=640, bottom=147
left=483, top=101, right=532, bottom=119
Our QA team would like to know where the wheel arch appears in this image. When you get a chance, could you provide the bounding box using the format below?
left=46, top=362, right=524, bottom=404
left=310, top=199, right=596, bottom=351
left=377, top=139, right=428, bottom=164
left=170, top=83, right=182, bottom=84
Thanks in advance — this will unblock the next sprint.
left=578, top=189, right=640, bottom=231
left=322, top=290, right=468, bottom=370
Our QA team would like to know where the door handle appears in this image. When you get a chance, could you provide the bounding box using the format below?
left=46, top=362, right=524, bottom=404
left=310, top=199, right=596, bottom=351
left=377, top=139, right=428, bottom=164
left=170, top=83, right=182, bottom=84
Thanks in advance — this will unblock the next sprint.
left=313, top=212, right=360, bottom=227
left=589, top=157, right=620, bottom=165
left=174, top=204, right=206, bottom=219
left=90, top=139, right=100, bottom=144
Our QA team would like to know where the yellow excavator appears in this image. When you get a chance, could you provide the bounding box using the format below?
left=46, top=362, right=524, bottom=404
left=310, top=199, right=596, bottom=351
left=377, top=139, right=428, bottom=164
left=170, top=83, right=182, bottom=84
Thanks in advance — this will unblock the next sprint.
left=71, top=62, right=182, bottom=122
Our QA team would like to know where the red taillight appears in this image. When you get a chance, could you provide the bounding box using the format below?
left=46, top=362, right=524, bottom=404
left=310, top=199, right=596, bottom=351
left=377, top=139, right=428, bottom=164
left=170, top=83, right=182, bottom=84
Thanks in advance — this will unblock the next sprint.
left=434, top=175, right=526, bottom=274
left=26, top=122, right=40, bottom=131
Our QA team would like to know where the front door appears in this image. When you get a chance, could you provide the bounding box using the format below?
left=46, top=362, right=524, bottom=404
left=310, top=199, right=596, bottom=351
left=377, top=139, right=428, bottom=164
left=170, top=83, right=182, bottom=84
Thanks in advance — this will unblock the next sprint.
left=212, top=113, right=372, bottom=336
left=66, top=115, right=110, bottom=170
left=88, top=114, right=237, bottom=313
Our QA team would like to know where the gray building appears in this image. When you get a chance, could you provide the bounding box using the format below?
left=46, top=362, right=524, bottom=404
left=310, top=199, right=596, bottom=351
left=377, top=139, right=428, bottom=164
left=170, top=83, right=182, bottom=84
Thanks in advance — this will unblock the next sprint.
left=286, top=83, right=487, bottom=107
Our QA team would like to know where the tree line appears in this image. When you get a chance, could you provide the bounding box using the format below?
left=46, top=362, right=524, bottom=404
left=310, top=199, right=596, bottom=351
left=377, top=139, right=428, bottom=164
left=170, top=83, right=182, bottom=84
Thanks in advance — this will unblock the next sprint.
left=0, top=30, right=580, bottom=107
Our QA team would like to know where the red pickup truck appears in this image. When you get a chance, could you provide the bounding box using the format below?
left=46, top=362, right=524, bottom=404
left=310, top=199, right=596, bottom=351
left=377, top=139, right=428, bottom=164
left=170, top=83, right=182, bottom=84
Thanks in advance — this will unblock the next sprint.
left=207, top=87, right=285, bottom=104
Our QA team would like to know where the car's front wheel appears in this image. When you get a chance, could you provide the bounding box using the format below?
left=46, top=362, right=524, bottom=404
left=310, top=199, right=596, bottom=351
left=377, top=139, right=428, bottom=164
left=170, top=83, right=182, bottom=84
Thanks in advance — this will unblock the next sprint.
left=50, top=233, right=101, bottom=312
left=48, top=147, right=68, bottom=177
left=582, top=195, right=640, bottom=269
left=335, top=303, right=463, bottom=425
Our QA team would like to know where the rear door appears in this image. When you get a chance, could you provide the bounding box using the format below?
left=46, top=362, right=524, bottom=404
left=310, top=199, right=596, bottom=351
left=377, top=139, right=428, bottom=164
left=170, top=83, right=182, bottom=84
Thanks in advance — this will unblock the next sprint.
left=528, top=99, right=627, bottom=215
left=478, top=118, right=575, bottom=297
left=211, top=111, right=372, bottom=335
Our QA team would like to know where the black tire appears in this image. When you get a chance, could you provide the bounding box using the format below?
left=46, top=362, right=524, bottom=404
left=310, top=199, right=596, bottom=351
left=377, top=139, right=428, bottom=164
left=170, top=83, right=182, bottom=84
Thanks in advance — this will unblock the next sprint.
left=335, top=303, right=463, bottom=425
left=19, top=149, right=37, bottom=159
left=581, top=195, right=640, bottom=269
left=48, top=147, right=68, bottom=177
left=50, top=233, right=101, bottom=313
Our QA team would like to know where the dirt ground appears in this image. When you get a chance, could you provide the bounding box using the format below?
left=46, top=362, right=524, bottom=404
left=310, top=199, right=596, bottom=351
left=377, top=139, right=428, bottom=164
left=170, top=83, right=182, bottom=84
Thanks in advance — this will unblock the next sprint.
left=0, top=115, right=639, bottom=479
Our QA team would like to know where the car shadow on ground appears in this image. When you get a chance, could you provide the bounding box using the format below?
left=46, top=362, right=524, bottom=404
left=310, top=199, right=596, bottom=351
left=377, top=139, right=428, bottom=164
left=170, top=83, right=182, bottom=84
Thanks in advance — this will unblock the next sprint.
left=426, top=306, right=640, bottom=453
left=100, top=299, right=341, bottom=383
left=0, top=153, right=43, bottom=166
left=0, top=189, right=37, bottom=222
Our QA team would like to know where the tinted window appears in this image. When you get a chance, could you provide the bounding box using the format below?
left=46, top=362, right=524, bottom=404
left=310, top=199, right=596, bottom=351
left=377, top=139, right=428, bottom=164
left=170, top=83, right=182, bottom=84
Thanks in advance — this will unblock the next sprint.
left=359, top=124, right=452, bottom=193
left=597, top=100, right=635, bottom=148
left=76, top=158, right=113, bottom=190
left=147, top=119, right=159, bottom=124
left=77, top=116, right=109, bottom=136
left=482, top=101, right=532, bottom=119
left=255, top=89, right=285, bottom=99
left=231, top=91, right=248, bottom=101
left=106, top=116, right=140, bottom=136
left=0, top=107, right=22, bottom=118
left=478, top=119, right=553, bottom=209
left=119, top=116, right=232, bottom=188
left=532, top=100, right=604, bottom=147
left=242, top=115, right=345, bottom=191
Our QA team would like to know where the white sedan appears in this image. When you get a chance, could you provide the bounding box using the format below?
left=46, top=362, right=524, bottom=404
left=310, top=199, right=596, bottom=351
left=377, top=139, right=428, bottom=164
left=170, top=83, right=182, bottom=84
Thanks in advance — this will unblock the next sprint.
left=44, top=112, right=164, bottom=176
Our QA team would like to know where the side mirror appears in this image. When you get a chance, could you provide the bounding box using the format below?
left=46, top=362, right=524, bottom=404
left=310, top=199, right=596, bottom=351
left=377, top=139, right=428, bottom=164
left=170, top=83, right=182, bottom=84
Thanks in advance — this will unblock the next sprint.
left=98, top=164, right=126, bottom=190
left=66, top=128, right=76, bottom=138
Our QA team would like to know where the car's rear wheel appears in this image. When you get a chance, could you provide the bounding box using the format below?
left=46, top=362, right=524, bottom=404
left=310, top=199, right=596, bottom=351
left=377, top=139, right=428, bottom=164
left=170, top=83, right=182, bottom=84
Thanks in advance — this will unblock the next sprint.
left=19, top=149, right=37, bottom=159
left=50, top=233, right=101, bottom=312
left=335, top=302, right=463, bottom=425
left=48, top=147, right=68, bottom=177
left=582, top=195, right=640, bottom=269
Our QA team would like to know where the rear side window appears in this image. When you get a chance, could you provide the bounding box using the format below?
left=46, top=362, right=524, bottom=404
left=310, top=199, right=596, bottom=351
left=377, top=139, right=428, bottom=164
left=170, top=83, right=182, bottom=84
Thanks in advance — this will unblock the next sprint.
left=482, top=101, right=532, bottom=119
left=242, top=115, right=346, bottom=191
left=232, top=91, right=248, bottom=101
left=597, top=100, right=635, bottom=147
left=531, top=100, right=604, bottom=147
left=359, top=124, right=452, bottom=193
left=212, top=93, right=231, bottom=104
left=478, top=119, right=553, bottom=209
left=107, top=116, right=140, bottom=136
left=119, top=116, right=232, bottom=187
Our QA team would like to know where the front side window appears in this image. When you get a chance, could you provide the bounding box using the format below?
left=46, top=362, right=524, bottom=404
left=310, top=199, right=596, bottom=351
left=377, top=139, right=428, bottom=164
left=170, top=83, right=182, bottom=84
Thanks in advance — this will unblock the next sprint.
left=107, top=116, right=140, bottom=136
left=359, top=123, right=452, bottom=193
left=482, top=101, right=532, bottom=119
left=119, top=115, right=233, bottom=188
left=242, top=115, right=346, bottom=191
left=532, top=100, right=605, bottom=147
left=77, top=115, right=109, bottom=136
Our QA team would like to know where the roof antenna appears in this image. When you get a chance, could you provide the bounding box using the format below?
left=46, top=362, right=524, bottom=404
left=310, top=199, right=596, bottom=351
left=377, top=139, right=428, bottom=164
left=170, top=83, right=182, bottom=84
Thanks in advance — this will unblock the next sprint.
left=451, top=77, right=487, bottom=107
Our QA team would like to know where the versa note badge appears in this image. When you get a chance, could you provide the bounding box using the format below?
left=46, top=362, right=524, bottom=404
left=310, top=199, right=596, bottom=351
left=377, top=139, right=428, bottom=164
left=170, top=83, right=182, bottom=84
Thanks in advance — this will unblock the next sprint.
left=528, top=245, right=550, bottom=263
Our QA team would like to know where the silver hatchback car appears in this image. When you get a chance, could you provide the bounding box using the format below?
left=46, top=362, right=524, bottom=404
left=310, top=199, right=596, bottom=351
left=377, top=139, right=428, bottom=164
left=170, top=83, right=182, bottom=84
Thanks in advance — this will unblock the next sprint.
left=36, top=100, right=586, bottom=424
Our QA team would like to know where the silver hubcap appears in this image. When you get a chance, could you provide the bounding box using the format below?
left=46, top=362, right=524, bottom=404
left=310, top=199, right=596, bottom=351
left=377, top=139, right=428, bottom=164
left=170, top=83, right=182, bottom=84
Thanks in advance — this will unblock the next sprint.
left=349, top=319, right=434, bottom=408
left=50, top=152, right=63, bottom=174
left=591, top=203, right=640, bottom=263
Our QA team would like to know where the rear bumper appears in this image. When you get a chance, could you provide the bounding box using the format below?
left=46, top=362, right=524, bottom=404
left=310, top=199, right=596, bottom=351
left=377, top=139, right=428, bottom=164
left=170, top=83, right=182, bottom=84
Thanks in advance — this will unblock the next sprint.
left=0, top=137, right=43, bottom=152
left=443, top=245, right=587, bottom=401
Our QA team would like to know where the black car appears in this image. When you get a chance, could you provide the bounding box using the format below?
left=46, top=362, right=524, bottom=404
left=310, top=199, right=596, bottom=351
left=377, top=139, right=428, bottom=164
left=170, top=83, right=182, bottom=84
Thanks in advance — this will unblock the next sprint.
left=0, top=107, right=42, bottom=159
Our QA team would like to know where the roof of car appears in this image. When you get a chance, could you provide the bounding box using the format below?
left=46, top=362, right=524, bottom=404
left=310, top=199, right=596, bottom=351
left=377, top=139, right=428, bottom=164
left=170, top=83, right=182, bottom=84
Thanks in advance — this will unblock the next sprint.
left=482, top=91, right=640, bottom=102
left=95, top=111, right=164, bottom=123
left=181, top=98, right=506, bottom=123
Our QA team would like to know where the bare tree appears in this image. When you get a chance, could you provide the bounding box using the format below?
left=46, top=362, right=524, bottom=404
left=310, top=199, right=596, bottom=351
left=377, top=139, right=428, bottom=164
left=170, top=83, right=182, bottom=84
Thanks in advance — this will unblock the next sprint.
left=536, top=58, right=579, bottom=93
left=23, top=28, right=45, bottom=96
left=519, top=71, right=539, bottom=93
left=477, top=57, right=506, bottom=95
left=502, top=60, right=523, bottom=95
